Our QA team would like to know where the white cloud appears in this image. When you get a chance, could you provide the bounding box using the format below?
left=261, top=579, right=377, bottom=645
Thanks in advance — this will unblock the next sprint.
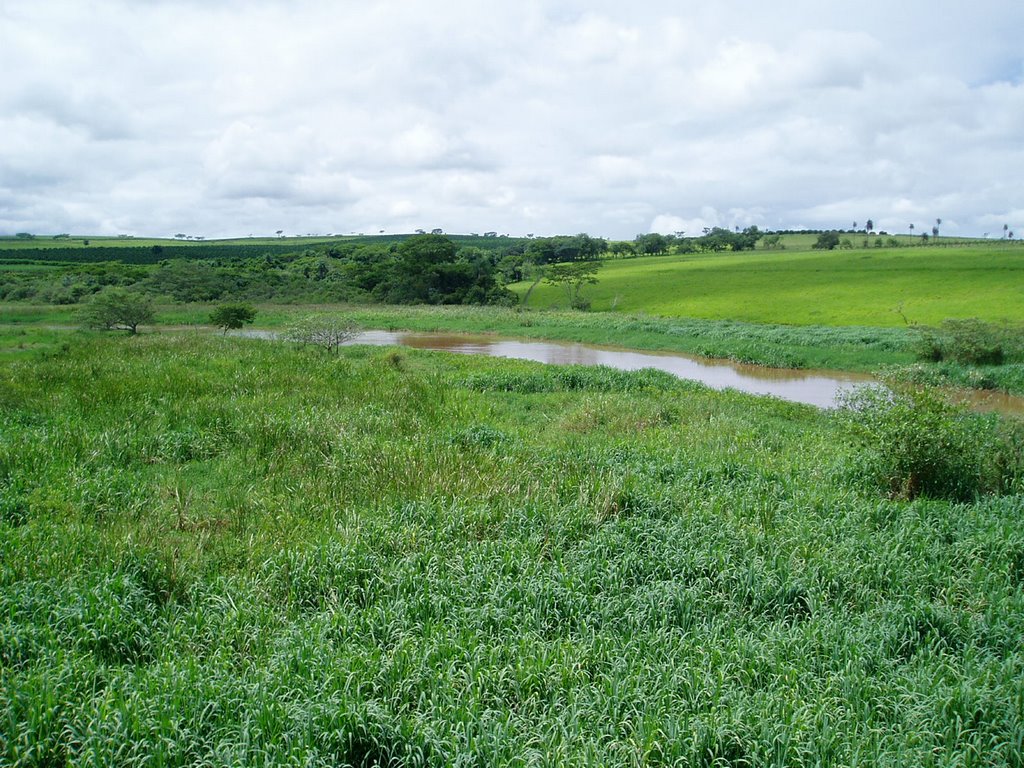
left=1, top=0, right=1023, bottom=238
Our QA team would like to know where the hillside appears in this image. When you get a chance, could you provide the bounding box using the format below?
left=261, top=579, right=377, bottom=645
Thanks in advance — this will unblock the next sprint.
left=518, top=241, right=1024, bottom=326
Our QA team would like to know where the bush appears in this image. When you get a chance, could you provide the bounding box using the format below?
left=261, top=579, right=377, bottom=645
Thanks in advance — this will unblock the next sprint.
left=840, top=383, right=1024, bottom=501
left=284, top=314, right=359, bottom=353
left=915, top=319, right=1022, bottom=365
left=812, top=232, right=840, bottom=250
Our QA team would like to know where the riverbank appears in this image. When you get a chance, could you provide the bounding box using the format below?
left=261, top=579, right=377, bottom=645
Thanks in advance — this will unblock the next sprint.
left=4, top=302, right=1022, bottom=396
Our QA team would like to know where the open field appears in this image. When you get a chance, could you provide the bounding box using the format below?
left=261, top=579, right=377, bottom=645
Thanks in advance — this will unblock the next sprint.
left=2, top=332, right=1023, bottom=765
left=518, top=242, right=1024, bottom=326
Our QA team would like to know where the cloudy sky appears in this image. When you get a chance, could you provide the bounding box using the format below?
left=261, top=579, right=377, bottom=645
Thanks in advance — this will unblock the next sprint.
left=2, top=1, right=1023, bottom=239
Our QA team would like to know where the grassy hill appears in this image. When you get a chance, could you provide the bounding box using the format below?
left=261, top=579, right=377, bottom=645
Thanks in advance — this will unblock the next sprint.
left=518, top=241, right=1024, bottom=326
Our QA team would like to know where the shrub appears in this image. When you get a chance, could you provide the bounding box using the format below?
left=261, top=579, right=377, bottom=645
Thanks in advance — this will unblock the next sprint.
left=284, top=314, right=359, bottom=353
left=812, top=231, right=840, bottom=250
left=839, top=383, right=1024, bottom=501
left=915, top=319, right=1022, bottom=365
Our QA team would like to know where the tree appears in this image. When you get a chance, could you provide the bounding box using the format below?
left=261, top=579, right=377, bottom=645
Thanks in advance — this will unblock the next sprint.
left=634, top=233, right=669, bottom=255
left=866, top=219, right=874, bottom=233
left=698, top=226, right=762, bottom=252
left=519, top=259, right=546, bottom=306
left=79, top=288, right=154, bottom=334
left=285, top=314, right=359, bottom=353
left=1004, top=224, right=1010, bottom=239
left=543, top=260, right=602, bottom=309
left=210, top=304, right=256, bottom=334
left=909, top=223, right=915, bottom=236
left=812, top=231, right=840, bottom=250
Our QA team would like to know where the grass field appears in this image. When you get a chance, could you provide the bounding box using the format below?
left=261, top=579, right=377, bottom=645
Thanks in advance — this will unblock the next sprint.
left=518, top=242, right=1024, bottom=326
left=2, top=332, right=1023, bottom=765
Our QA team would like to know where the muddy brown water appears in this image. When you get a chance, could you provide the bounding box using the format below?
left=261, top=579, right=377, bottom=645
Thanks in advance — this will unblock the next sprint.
left=237, top=328, right=1024, bottom=414
left=357, top=331, right=874, bottom=408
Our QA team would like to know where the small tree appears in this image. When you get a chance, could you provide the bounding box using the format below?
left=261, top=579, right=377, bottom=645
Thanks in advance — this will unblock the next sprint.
left=812, top=231, right=840, bottom=250
left=210, top=304, right=257, bottom=334
left=79, top=288, right=154, bottom=334
left=285, top=314, right=359, bottom=353
left=543, top=260, right=602, bottom=309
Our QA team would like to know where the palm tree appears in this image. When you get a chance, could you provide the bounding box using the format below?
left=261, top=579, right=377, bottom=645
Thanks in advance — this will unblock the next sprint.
left=909, top=223, right=915, bottom=236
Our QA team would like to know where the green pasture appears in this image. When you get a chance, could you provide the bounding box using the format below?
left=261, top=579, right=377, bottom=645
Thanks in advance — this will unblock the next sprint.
left=2, top=333, right=1023, bottom=764
left=762, top=233, right=986, bottom=250
left=520, top=243, right=1024, bottom=326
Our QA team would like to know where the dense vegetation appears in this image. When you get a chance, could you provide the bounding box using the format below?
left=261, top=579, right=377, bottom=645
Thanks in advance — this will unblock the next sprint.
left=0, top=235, right=514, bottom=307
left=2, top=332, right=1023, bottom=765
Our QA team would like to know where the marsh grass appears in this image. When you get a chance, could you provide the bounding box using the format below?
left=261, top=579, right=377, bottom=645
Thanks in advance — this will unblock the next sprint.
left=2, top=334, right=1023, bottom=765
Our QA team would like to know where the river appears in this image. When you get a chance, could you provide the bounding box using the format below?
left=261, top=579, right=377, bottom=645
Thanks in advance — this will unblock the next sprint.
left=236, top=328, right=1024, bottom=413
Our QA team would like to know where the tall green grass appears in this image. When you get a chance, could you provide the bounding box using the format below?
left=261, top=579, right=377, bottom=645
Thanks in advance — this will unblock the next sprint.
left=2, top=334, right=1023, bottom=765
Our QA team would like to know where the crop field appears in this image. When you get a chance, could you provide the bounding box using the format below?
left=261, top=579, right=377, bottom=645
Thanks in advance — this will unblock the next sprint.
left=518, top=242, right=1024, bottom=327
left=2, top=331, right=1023, bottom=765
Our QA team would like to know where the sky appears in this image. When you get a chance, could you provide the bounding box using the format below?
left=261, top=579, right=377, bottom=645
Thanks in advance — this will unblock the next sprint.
left=1, top=0, right=1023, bottom=240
